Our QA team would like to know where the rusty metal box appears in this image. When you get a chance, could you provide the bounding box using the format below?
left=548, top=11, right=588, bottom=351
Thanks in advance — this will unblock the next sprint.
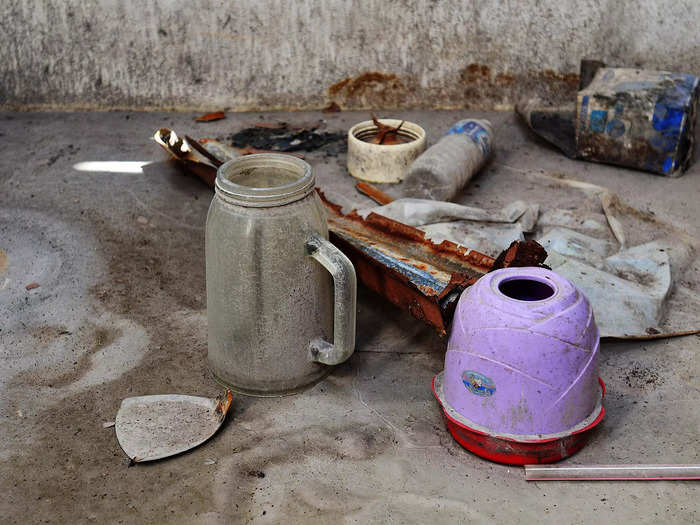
left=576, top=68, right=699, bottom=176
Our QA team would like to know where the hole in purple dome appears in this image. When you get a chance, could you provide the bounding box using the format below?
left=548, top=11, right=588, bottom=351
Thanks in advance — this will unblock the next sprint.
left=498, top=278, right=555, bottom=301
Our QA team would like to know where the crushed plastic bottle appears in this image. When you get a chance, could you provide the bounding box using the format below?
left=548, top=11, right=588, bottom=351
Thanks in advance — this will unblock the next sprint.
left=402, top=119, right=494, bottom=201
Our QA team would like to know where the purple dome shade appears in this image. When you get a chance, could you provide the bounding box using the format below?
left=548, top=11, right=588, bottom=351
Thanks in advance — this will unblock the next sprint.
left=443, top=267, right=600, bottom=436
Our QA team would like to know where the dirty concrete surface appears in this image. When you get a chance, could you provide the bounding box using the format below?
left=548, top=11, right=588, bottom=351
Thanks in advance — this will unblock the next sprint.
left=3, top=1, right=700, bottom=111
left=0, top=109, right=699, bottom=524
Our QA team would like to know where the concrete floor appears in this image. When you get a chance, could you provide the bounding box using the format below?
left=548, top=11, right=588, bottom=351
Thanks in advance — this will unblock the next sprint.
left=0, top=109, right=698, bottom=524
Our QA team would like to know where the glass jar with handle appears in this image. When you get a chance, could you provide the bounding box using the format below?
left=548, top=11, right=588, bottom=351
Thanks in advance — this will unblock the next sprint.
left=206, top=154, right=356, bottom=396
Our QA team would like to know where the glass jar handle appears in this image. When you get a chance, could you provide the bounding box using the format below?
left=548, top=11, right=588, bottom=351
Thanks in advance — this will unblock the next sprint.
left=305, top=233, right=356, bottom=365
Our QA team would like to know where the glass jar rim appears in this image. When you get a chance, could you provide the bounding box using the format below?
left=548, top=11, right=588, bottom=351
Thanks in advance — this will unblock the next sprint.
left=215, top=153, right=314, bottom=207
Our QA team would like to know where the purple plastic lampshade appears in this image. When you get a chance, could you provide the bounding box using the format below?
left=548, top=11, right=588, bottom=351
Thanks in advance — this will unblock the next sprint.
left=443, top=267, right=600, bottom=436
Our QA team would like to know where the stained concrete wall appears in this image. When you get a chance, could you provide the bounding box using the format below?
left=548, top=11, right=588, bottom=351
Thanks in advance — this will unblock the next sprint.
left=2, top=0, right=699, bottom=111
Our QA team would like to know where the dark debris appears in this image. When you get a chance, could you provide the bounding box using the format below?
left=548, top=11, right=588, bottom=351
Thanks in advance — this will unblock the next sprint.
left=623, top=364, right=664, bottom=389
left=227, top=123, right=346, bottom=154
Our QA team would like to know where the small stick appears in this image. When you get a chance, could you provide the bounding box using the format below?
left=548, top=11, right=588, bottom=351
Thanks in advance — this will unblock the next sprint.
left=370, top=114, right=405, bottom=144
left=356, top=181, right=394, bottom=205
left=379, top=120, right=404, bottom=145
left=603, top=328, right=700, bottom=341
left=525, top=463, right=700, bottom=481
left=184, top=135, right=224, bottom=167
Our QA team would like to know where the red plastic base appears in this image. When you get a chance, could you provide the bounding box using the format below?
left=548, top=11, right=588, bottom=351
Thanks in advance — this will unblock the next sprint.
left=432, top=376, right=606, bottom=466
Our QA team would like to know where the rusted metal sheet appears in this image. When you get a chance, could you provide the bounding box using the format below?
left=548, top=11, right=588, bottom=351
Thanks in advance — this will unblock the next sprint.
left=320, top=191, right=493, bottom=335
left=318, top=200, right=546, bottom=334
left=490, top=239, right=549, bottom=271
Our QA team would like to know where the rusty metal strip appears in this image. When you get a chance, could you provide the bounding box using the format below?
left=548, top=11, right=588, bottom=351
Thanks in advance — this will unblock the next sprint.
left=355, top=181, right=394, bottom=205
left=320, top=191, right=493, bottom=334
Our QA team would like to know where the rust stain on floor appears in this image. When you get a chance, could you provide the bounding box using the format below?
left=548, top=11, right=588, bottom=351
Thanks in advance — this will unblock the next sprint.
left=0, top=248, right=7, bottom=275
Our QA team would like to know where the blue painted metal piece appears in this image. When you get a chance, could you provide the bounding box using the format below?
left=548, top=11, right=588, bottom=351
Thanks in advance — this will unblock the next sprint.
left=589, top=110, right=608, bottom=133
left=576, top=68, right=699, bottom=177
left=332, top=229, right=452, bottom=296
left=356, top=243, right=449, bottom=295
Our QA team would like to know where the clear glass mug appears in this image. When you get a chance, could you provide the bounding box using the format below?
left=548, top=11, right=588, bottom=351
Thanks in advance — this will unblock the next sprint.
left=206, top=154, right=356, bottom=396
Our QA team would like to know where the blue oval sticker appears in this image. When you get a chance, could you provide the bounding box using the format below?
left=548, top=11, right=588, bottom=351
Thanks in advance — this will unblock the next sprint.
left=462, top=370, right=496, bottom=397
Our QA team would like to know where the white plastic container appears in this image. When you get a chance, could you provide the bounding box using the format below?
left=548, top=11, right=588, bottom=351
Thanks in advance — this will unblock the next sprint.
left=347, top=119, right=426, bottom=183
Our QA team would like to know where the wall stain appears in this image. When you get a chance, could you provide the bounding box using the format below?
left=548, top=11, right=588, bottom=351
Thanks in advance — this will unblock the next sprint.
left=458, top=62, right=579, bottom=109
left=325, top=65, right=579, bottom=111
left=328, top=72, right=412, bottom=109
left=494, top=73, right=516, bottom=86
left=462, top=63, right=491, bottom=80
